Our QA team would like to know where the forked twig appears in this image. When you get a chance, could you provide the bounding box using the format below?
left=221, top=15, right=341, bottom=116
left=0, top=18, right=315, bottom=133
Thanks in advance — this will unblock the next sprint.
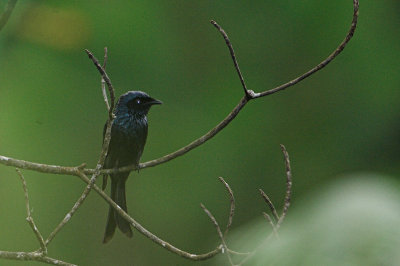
left=16, top=169, right=47, bottom=254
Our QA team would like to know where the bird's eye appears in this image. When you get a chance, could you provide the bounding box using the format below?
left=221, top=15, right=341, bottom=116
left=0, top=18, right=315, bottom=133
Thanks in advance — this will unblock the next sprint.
left=136, top=99, right=141, bottom=105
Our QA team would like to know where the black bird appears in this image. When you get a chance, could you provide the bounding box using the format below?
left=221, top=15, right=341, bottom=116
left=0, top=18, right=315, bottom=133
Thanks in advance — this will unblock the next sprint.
left=102, top=91, right=161, bottom=243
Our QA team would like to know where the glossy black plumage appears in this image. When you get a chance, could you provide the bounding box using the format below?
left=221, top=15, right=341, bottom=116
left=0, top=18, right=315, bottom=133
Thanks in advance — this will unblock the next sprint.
left=102, top=91, right=161, bottom=243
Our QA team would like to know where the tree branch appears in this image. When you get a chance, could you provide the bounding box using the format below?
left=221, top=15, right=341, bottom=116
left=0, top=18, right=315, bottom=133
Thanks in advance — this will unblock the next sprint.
left=0, top=1, right=359, bottom=177
left=89, top=0, right=359, bottom=174
left=0, top=1, right=359, bottom=264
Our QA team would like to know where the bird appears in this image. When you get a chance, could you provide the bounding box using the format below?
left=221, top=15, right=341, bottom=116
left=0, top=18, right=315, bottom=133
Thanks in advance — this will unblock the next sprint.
left=102, top=91, right=161, bottom=243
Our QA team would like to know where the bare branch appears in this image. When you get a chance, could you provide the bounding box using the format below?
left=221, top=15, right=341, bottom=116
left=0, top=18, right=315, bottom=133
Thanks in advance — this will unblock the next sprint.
left=218, top=177, right=235, bottom=237
left=259, top=189, right=279, bottom=222
left=0, top=1, right=359, bottom=178
left=200, top=203, right=233, bottom=265
left=91, top=0, right=359, bottom=174
left=210, top=20, right=249, bottom=98
left=16, top=169, right=47, bottom=254
left=0, top=0, right=17, bottom=32
left=0, top=251, right=75, bottom=266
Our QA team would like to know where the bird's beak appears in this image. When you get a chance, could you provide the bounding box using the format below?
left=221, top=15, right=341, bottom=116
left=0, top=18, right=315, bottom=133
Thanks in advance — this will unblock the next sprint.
left=146, top=98, right=162, bottom=106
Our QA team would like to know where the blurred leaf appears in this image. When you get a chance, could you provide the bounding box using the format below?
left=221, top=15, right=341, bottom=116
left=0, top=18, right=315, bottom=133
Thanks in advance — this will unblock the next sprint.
left=225, top=175, right=400, bottom=266
left=14, top=4, right=90, bottom=50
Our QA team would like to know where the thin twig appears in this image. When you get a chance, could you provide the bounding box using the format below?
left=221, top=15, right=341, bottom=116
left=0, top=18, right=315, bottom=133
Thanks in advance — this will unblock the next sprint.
left=16, top=169, right=47, bottom=254
left=253, top=0, right=360, bottom=99
left=85, top=49, right=115, bottom=117
left=259, top=189, right=279, bottom=222
left=101, top=47, right=110, bottom=111
left=277, top=144, right=292, bottom=229
left=262, top=212, right=279, bottom=240
left=210, top=20, right=249, bottom=98
left=219, top=177, right=235, bottom=237
left=227, top=249, right=251, bottom=256
left=0, top=0, right=18, bottom=32
left=0, top=250, right=75, bottom=266
left=200, top=203, right=234, bottom=265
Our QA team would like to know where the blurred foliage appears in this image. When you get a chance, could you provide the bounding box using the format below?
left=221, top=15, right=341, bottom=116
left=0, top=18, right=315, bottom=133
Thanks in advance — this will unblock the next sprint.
left=225, top=175, right=400, bottom=266
left=0, top=0, right=399, bottom=265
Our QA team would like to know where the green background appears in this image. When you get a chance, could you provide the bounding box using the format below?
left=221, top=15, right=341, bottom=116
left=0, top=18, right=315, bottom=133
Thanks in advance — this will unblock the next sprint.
left=1, top=1, right=399, bottom=265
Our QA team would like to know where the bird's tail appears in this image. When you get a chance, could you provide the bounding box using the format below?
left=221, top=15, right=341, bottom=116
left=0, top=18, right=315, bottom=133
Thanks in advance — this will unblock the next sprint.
left=103, top=176, right=133, bottom=243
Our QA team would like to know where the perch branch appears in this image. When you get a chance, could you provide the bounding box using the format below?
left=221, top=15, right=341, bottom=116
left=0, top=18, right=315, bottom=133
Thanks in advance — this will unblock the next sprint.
left=0, top=0, right=359, bottom=177
left=85, top=0, right=359, bottom=175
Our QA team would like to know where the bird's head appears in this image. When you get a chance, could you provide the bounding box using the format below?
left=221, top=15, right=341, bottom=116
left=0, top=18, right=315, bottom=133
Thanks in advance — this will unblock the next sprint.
left=115, top=91, right=162, bottom=117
